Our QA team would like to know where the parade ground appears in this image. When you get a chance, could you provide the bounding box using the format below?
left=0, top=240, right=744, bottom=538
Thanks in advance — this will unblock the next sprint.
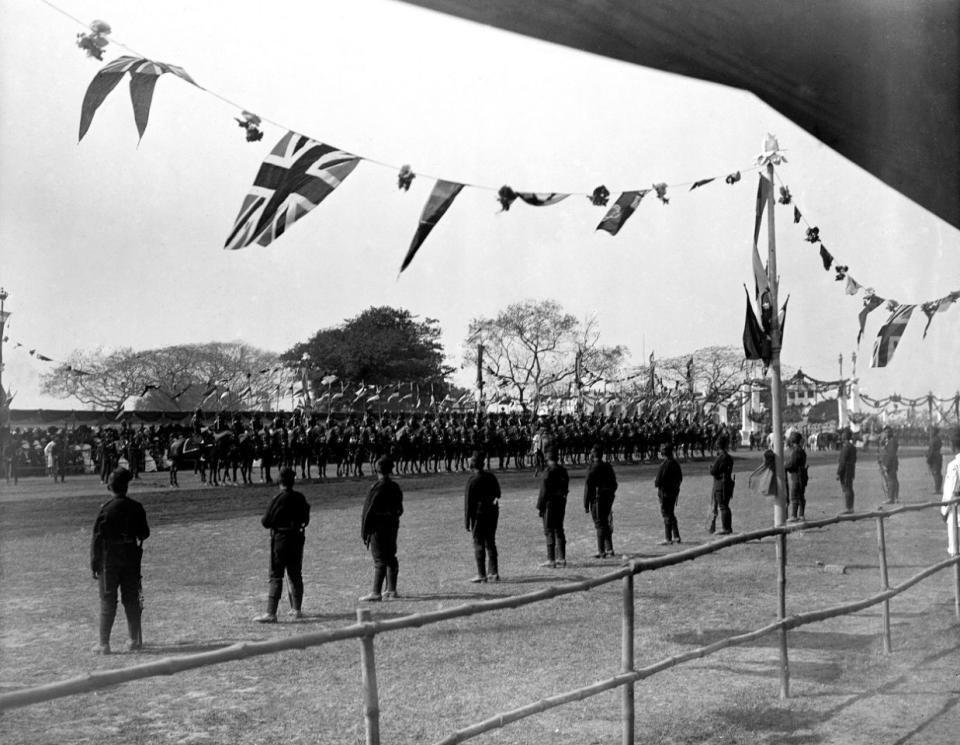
left=1, top=449, right=957, bottom=745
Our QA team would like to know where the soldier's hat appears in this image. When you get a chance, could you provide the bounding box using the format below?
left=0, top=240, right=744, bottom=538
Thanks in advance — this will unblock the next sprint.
left=376, top=455, right=394, bottom=474
left=470, top=450, right=486, bottom=469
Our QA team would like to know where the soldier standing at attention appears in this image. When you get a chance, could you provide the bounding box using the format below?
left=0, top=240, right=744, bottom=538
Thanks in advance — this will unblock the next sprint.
left=537, top=448, right=569, bottom=568
left=360, top=456, right=404, bottom=601
left=878, top=425, right=900, bottom=504
left=464, top=451, right=501, bottom=583
left=926, top=426, right=944, bottom=494
left=836, top=428, right=857, bottom=513
left=784, top=432, right=808, bottom=522
left=708, top=434, right=735, bottom=535
left=254, top=467, right=311, bottom=623
left=583, top=444, right=618, bottom=558
left=91, top=467, right=150, bottom=654
left=655, top=443, right=683, bottom=545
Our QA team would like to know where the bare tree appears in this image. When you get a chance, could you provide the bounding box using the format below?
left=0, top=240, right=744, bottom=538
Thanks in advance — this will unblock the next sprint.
left=463, top=300, right=627, bottom=411
left=41, top=342, right=280, bottom=411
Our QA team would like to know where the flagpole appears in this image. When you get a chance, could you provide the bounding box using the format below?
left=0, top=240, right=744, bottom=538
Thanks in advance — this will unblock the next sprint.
left=766, top=159, right=788, bottom=527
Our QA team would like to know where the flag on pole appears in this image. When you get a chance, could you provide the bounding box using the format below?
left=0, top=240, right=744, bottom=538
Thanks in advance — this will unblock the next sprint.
left=752, top=174, right=772, bottom=300
left=871, top=304, right=916, bottom=368
left=743, top=286, right=769, bottom=364
left=857, top=293, right=885, bottom=344
left=597, top=190, right=648, bottom=235
left=225, top=132, right=359, bottom=250
left=400, top=180, right=464, bottom=273
left=844, top=275, right=862, bottom=295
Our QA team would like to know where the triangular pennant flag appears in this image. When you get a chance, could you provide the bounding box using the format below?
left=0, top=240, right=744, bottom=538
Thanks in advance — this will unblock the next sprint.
left=752, top=174, right=772, bottom=301
left=819, top=244, right=833, bottom=271
left=79, top=56, right=196, bottom=141
left=793, top=206, right=802, bottom=224
left=400, top=180, right=464, bottom=273
left=516, top=192, right=569, bottom=207
left=225, top=132, right=359, bottom=250
left=857, top=293, right=885, bottom=344
left=844, top=275, right=862, bottom=295
left=742, top=287, right=769, bottom=364
left=689, top=178, right=715, bottom=191
left=597, top=190, right=649, bottom=235
left=779, top=295, right=790, bottom=345
left=871, top=304, right=916, bottom=368
left=920, top=292, right=959, bottom=338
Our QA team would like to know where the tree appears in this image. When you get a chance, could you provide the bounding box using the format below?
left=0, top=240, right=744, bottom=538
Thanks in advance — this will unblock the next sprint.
left=284, top=306, right=453, bottom=393
left=463, top=300, right=627, bottom=411
left=40, top=342, right=280, bottom=411
left=658, top=346, right=749, bottom=404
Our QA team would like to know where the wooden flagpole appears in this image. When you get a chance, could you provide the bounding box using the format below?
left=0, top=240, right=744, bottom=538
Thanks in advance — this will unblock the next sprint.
left=766, top=155, right=788, bottom=527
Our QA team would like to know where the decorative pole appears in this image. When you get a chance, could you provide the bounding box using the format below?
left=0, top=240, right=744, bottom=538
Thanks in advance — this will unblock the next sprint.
left=0, top=288, right=9, bottom=469
left=476, top=343, right=485, bottom=415
left=761, top=136, right=788, bottom=527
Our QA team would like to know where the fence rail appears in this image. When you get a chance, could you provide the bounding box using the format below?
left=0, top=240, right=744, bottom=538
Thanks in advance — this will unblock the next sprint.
left=2, top=498, right=958, bottom=745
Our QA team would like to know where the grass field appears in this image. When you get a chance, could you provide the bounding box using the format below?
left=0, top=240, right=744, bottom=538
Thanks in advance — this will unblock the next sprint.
left=1, top=449, right=958, bottom=745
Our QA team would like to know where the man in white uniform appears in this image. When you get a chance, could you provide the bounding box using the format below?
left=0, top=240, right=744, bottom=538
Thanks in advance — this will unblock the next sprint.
left=940, top=427, right=960, bottom=556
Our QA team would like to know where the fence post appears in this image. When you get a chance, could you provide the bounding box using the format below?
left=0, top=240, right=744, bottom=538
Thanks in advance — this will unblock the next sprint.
left=875, top=516, right=892, bottom=652
left=952, top=502, right=960, bottom=620
left=776, top=532, right=790, bottom=699
left=621, top=571, right=635, bottom=745
left=357, top=608, right=381, bottom=745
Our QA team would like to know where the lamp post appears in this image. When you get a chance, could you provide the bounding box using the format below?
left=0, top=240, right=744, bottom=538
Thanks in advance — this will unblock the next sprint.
left=0, top=287, right=10, bottom=471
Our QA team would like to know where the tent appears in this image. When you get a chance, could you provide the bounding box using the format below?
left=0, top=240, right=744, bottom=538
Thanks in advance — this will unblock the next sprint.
left=399, top=1, right=959, bottom=230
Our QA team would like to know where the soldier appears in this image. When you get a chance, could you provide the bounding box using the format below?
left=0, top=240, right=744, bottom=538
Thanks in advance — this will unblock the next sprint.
left=708, top=434, right=735, bottom=535
left=837, top=428, right=857, bottom=513
left=359, top=456, right=404, bottom=601
left=537, top=448, right=569, bottom=568
left=785, top=431, right=808, bottom=521
left=926, top=426, right=944, bottom=494
left=655, top=443, right=683, bottom=545
left=254, top=467, right=311, bottom=623
left=940, top=427, right=960, bottom=556
left=583, top=444, right=618, bottom=558
left=878, top=426, right=900, bottom=504
left=464, top=451, right=501, bottom=582
left=90, top=467, right=150, bottom=654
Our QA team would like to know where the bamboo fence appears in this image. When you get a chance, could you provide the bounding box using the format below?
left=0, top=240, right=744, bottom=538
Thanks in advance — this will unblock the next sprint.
left=1, top=498, right=958, bottom=745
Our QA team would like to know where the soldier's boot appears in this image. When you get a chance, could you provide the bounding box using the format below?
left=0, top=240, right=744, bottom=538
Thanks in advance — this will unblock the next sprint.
left=359, top=567, right=387, bottom=602
left=126, top=609, right=143, bottom=651
left=661, top=521, right=674, bottom=544
left=472, top=547, right=487, bottom=582
left=288, top=587, right=304, bottom=619
left=99, top=602, right=117, bottom=649
left=672, top=520, right=681, bottom=544
left=557, top=536, right=567, bottom=568
left=603, top=534, right=614, bottom=558
left=254, top=588, right=281, bottom=623
left=487, top=552, right=499, bottom=581
left=594, top=529, right=606, bottom=558
left=719, top=507, right=733, bottom=534
left=541, top=540, right=556, bottom=568
left=384, top=566, right=399, bottom=599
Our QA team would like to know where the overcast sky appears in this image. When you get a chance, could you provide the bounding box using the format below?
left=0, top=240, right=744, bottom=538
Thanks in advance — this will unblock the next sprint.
left=1, top=0, right=957, bottom=410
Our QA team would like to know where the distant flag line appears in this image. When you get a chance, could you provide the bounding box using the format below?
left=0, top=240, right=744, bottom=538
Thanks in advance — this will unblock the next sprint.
left=31, top=0, right=958, bottom=372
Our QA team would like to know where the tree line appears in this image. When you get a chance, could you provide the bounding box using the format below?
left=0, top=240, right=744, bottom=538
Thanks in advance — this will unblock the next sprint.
left=39, top=301, right=751, bottom=413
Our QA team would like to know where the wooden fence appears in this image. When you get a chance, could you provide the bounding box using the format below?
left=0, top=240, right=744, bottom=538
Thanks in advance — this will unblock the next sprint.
left=2, top=498, right=958, bottom=745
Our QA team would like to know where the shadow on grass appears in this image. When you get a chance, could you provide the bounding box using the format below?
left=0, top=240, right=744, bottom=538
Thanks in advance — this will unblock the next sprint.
left=668, top=628, right=876, bottom=651
left=389, top=591, right=515, bottom=602
left=703, top=659, right=845, bottom=684
left=717, top=704, right=826, bottom=743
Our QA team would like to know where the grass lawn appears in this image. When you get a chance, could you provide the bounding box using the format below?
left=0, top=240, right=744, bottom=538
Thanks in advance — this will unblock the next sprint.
left=1, top=449, right=958, bottom=744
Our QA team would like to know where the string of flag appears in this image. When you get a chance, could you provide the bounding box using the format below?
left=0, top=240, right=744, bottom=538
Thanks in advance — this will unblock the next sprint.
left=34, top=2, right=960, bottom=372
left=768, top=172, right=959, bottom=367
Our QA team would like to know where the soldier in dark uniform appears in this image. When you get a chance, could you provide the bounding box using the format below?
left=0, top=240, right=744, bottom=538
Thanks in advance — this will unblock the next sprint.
left=655, top=443, right=683, bottom=545
left=464, top=451, right=501, bottom=582
left=785, top=431, right=808, bottom=522
left=708, top=434, right=735, bottom=535
left=90, top=467, right=150, bottom=654
left=360, top=456, right=404, bottom=601
left=836, top=428, right=857, bottom=513
left=537, top=448, right=569, bottom=568
left=926, top=426, right=944, bottom=494
left=254, top=467, right=311, bottom=623
left=191, top=407, right=204, bottom=436
left=878, top=425, right=900, bottom=504
left=583, top=444, right=618, bottom=558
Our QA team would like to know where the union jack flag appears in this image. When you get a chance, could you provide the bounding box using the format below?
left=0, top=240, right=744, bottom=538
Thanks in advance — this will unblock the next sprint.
left=870, top=304, right=916, bottom=368
left=225, top=131, right=359, bottom=250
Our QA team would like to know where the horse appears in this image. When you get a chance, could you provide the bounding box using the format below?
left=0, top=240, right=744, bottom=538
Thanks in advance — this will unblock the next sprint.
left=167, top=431, right=234, bottom=486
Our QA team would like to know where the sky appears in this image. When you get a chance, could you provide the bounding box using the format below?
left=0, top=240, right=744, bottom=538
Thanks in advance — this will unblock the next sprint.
left=1, top=0, right=958, bottom=410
